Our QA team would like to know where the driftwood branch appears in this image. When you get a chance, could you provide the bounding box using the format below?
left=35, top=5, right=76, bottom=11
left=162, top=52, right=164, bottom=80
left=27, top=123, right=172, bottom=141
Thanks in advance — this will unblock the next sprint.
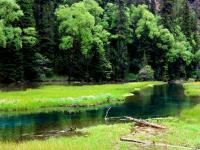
left=104, top=107, right=112, bottom=121
left=120, top=137, right=196, bottom=150
left=124, top=116, right=166, bottom=129
left=106, top=116, right=166, bottom=129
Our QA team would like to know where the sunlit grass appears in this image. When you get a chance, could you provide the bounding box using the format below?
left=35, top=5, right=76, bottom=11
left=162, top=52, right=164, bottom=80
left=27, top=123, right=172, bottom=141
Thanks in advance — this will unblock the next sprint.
left=136, top=117, right=200, bottom=148
left=2, top=82, right=200, bottom=149
left=0, top=123, right=132, bottom=150
left=0, top=82, right=163, bottom=111
left=1, top=116, right=200, bottom=149
left=184, top=82, right=200, bottom=97
left=132, top=100, right=200, bottom=149
left=180, top=104, right=200, bottom=123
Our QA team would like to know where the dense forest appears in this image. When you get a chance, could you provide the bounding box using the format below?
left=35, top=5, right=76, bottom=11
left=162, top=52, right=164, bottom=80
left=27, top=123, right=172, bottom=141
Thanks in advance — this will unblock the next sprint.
left=0, top=0, right=200, bottom=82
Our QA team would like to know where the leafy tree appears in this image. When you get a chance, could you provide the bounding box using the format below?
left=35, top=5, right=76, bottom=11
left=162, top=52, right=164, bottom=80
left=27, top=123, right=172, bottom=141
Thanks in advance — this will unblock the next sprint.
left=167, top=26, right=193, bottom=79
left=0, top=0, right=199, bottom=82
left=17, top=0, right=48, bottom=81
left=0, top=0, right=23, bottom=82
left=160, top=0, right=175, bottom=30
left=34, top=0, right=61, bottom=70
left=129, top=5, right=175, bottom=80
left=56, top=0, right=111, bottom=81
left=102, top=2, right=131, bottom=80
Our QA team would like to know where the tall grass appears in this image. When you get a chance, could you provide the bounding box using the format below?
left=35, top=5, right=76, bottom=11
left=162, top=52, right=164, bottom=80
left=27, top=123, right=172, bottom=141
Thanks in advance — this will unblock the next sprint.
left=1, top=116, right=200, bottom=149
left=0, top=123, right=132, bottom=150
left=184, top=82, right=200, bottom=97
left=0, top=82, right=163, bottom=111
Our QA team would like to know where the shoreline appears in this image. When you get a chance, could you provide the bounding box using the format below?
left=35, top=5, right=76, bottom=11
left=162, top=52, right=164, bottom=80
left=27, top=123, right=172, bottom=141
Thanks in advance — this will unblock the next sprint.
left=0, top=81, right=164, bottom=112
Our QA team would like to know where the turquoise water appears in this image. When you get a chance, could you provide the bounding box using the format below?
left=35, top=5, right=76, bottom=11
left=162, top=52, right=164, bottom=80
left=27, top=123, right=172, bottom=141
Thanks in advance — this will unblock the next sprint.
left=0, top=84, right=199, bottom=141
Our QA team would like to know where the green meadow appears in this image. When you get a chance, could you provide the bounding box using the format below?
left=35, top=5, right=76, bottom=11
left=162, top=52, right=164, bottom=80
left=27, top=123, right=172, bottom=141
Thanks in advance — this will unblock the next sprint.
left=0, top=82, right=163, bottom=111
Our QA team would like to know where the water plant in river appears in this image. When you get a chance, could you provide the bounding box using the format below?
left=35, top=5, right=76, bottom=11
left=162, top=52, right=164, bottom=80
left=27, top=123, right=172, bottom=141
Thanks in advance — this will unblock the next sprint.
left=0, top=82, right=163, bottom=111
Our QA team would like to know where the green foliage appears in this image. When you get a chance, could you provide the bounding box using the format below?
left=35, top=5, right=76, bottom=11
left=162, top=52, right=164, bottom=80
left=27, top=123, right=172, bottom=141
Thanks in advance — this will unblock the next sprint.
left=102, top=2, right=131, bottom=79
left=0, top=0, right=199, bottom=82
left=194, top=50, right=200, bottom=63
left=0, top=0, right=23, bottom=49
left=32, top=53, right=52, bottom=80
left=56, top=0, right=111, bottom=81
left=160, top=0, right=199, bottom=79
left=125, top=73, right=138, bottom=81
left=129, top=4, right=175, bottom=79
left=138, top=65, right=154, bottom=81
left=0, top=0, right=24, bottom=82
left=22, top=27, right=37, bottom=46
left=0, top=21, right=6, bottom=48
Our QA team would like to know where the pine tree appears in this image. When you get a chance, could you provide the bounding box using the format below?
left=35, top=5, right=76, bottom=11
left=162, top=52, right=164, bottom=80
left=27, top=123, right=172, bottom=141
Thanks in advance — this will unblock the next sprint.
left=160, top=0, right=175, bottom=30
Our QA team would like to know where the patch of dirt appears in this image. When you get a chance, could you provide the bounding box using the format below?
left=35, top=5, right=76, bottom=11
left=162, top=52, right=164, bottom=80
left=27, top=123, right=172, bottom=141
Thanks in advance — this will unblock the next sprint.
left=130, top=124, right=165, bottom=140
left=121, top=123, right=195, bottom=150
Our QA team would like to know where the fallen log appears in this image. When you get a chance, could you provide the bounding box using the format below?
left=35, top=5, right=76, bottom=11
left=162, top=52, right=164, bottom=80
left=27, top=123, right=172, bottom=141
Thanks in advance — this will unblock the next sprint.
left=124, top=116, right=166, bottom=129
left=120, top=137, right=196, bottom=150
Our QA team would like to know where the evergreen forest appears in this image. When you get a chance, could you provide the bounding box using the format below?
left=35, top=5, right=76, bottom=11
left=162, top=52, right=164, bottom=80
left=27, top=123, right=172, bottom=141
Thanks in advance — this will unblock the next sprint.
left=0, top=0, right=200, bottom=82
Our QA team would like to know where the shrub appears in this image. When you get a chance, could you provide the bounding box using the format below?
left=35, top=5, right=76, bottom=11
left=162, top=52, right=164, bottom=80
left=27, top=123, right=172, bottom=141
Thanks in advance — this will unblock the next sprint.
left=125, top=73, right=138, bottom=81
left=138, top=65, right=154, bottom=81
left=191, top=70, right=200, bottom=81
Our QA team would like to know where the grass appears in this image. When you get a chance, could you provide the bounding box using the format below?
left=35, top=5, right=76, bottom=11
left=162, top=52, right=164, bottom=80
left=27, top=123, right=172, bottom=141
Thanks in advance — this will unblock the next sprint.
left=1, top=115, right=200, bottom=150
left=0, top=123, right=133, bottom=150
left=184, top=82, right=200, bottom=97
left=0, top=81, right=163, bottom=111
left=134, top=117, right=200, bottom=149
left=1, top=82, right=200, bottom=149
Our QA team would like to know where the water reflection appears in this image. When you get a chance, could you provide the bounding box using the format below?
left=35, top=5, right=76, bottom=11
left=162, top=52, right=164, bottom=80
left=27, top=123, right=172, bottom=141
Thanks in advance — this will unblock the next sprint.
left=0, top=84, right=199, bottom=141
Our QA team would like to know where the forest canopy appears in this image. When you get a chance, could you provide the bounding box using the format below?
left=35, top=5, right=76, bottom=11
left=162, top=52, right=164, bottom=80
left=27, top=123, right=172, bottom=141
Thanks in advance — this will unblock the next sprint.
left=0, top=0, right=199, bottom=82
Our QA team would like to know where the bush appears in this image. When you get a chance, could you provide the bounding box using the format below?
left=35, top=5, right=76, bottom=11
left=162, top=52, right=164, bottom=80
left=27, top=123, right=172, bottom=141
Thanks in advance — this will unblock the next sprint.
left=191, top=70, right=200, bottom=81
left=125, top=73, right=138, bottom=81
left=188, top=78, right=195, bottom=82
left=138, top=65, right=154, bottom=81
left=197, top=71, right=200, bottom=81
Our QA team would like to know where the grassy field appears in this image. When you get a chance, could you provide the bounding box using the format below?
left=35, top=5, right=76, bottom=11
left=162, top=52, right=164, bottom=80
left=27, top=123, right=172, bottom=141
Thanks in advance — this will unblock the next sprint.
left=1, top=82, right=200, bottom=149
left=184, top=82, right=200, bottom=97
left=1, top=115, right=200, bottom=150
left=0, top=123, right=132, bottom=150
left=0, top=82, right=163, bottom=111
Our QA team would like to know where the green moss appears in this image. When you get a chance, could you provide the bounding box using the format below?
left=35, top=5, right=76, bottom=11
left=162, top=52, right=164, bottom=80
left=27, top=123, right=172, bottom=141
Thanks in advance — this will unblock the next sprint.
left=0, top=81, right=163, bottom=111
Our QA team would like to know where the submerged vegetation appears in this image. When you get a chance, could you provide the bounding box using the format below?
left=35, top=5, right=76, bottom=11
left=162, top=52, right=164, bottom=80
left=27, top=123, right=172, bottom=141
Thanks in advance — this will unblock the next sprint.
left=0, top=82, right=162, bottom=111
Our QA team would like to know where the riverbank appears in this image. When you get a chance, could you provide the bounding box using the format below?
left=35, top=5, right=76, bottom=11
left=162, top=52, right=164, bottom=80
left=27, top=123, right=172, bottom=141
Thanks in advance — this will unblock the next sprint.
left=1, top=82, right=200, bottom=149
left=1, top=116, right=200, bottom=150
left=0, top=81, right=163, bottom=111
left=184, top=82, right=200, bottom=97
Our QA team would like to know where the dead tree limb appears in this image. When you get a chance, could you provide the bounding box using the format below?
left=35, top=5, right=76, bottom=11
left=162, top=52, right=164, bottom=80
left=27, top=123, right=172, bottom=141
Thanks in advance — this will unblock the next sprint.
left=120, top=137, right=196, bottom=150
left=104, top=107, right=112, bottom=121
left=124, top=116, right=166, bottom=129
